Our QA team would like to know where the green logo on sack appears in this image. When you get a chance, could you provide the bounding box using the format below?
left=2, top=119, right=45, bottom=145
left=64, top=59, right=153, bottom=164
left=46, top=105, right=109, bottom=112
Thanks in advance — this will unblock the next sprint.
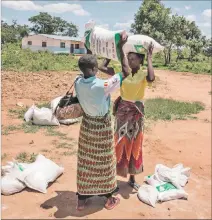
left=134, top=45, right=144, bottom=53
left=84, top=30, right=91, bottom=49
left=156, top=183, right=176, bottom=192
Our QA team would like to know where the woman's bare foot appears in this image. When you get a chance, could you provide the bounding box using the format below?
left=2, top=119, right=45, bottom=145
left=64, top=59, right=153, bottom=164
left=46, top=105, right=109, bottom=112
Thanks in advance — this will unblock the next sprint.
left=76, top=199, right=88, bottom=211
left=104, top=197, right=120, bottom=210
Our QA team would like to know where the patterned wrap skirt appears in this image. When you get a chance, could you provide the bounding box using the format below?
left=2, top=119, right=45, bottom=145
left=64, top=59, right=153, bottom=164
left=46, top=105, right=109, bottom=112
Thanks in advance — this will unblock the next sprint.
left=114, top=98, right=144, bottom=178
left=77, top=113, right=117, bottom=196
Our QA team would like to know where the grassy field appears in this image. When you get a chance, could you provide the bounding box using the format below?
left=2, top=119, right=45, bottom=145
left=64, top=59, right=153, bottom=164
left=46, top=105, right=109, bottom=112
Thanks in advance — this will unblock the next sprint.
left=2, top=43, right=211, bottom=74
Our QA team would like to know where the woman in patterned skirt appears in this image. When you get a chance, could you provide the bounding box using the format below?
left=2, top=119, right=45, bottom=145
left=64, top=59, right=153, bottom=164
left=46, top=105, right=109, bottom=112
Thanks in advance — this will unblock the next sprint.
left=99, top=43, right=155, bottom=191
left=75, top=32, right=129, bottom=211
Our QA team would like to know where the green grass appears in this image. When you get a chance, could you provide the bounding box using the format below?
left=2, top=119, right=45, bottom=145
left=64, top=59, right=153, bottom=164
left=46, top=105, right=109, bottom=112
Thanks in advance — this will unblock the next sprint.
left=2, top=125, right=21, bottom=135
left=159, top=61, right=211, bottom=75
left=45, top=127, right=66, bottom=137
left=8, top=108, right=27, bottom=119
left=37, top=102, right=50, bottom=108
left=1, top=153, right=7, bottom=160
left=21, top=122, right=42, bottom=133
left=41, top=149, right=51, bottom=153
left=62, top=150, right=77, bottom=156
left=2, top=43, right=79, bottom=72
left=55, top=142, right=75, bottom=149
left=145, top=98, right=205, bottom=121
left=16, top=152, right=37, bottom=163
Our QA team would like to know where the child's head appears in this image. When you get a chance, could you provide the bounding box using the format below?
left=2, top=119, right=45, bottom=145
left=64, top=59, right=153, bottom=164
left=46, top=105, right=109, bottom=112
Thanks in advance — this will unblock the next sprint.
left=78, top=54, right=98, bottom=78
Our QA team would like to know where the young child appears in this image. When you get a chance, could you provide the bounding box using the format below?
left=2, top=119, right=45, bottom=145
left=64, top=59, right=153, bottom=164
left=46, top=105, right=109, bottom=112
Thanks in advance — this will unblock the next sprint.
left=75, top=32, right=129, bottom=211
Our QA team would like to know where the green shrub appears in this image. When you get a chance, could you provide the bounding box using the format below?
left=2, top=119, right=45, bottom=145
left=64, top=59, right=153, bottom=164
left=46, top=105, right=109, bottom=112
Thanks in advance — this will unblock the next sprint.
left=2, top=43, right=79, bottom=72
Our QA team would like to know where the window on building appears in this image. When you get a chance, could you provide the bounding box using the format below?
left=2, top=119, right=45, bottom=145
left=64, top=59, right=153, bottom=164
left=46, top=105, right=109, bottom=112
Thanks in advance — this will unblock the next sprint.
left=42, top=42, right=47, bottom=47
left=27, top=41, right=32, bottom=45
left=60, top=42, right=65, bottom=48
left=75, top=44, right=79, bottom=49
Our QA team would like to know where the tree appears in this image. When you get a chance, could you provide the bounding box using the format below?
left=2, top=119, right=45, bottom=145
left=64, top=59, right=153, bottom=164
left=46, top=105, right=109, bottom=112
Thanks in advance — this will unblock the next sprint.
left=28, top=12, right=79, bottom=37
left=62, top=23, right=78, bottom=37
left=1, top=20, right=29, bottom=44
left=184, top=21, right=206, bottom=61
left=131, top=0, right=174, bottom=65
left=130, top=0, right=206, bottom=65
left=203, top=39, right=212, bottom=59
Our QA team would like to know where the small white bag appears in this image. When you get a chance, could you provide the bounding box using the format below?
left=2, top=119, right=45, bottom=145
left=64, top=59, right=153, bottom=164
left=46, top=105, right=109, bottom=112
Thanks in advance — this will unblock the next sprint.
left=24, top=105, right=38, bottom=122
left=50, top=96, right=63, bottom=113
left=32, top=107, right=60, bottom=126
left=137, top=185, right=158, bottom=207
left=1, top=163, right=27, bottom=195
left=17, top=154, right=64, bottom=193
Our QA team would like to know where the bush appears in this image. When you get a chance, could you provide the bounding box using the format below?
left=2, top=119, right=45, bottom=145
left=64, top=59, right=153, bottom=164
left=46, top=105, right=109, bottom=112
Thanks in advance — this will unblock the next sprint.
left=2, top=43, right=211, bottom=74
left=167, top=61, right=211, bottom=74
left=2, top=43, right=79, bottom=72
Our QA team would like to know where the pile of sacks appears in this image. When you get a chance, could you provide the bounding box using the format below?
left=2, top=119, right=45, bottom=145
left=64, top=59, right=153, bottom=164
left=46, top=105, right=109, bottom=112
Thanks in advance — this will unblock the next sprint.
left=137, top=164, right=191, bottom=207
left=24, top=96, right=81, bottom=126
left=1, top=154, right=64, bottom=195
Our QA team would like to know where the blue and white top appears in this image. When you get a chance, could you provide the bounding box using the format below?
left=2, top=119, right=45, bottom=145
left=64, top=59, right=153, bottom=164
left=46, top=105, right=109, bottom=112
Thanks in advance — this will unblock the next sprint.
left=75, top=73, right=122, bottom=116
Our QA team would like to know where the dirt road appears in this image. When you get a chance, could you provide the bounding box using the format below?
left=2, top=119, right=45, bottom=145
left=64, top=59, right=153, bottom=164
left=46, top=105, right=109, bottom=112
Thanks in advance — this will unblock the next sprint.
left=1, top=70, right=211, bottom=219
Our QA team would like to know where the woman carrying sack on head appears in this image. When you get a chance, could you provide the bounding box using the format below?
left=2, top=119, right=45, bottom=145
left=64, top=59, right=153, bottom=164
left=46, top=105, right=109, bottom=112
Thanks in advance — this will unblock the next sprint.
left=99, top=42, right=155, bottom=191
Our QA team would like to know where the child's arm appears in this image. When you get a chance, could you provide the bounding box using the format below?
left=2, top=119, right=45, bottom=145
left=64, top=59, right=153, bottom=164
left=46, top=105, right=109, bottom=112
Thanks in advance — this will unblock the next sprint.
left=98, top=58, right=116, bottom=76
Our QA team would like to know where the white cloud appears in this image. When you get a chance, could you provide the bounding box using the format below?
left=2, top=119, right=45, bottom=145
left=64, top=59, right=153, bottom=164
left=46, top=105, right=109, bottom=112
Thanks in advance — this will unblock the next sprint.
left=186, top=15, right=196, bottom=22
left=185, top=5, right=191, bottom=10
left=197, top=22, right=211, bottom=27
left=173, top=8, right=180, bottom=12
left=202, top=9, right=211, bottom=18
left=98, top=23, right=109, bottom=29
left=114, top=20, right=133, bottom=29
left=1, top=1, right=90, bottom=16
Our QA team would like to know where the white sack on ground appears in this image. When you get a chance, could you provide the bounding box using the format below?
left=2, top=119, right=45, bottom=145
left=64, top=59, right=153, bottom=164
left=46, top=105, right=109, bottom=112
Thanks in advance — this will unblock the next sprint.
left=137, top=185, right=158, bottom=208
left=32, top=107, right=60, bottom=126
left=17, top=154, right=64, bottom=193
left=24, top=104, right=38, bottom=122
left=138, top=163, right=190, bottom=207
left=50, top=96, right=63, bottom=113
left=1, top=162, right=28, bottom=195
left=155, top=163, right=191, bottom=189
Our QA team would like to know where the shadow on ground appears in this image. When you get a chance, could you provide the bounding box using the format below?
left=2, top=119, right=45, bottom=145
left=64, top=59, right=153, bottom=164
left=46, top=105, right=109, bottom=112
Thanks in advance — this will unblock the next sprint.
left=40, top=180, right=136, bottom=218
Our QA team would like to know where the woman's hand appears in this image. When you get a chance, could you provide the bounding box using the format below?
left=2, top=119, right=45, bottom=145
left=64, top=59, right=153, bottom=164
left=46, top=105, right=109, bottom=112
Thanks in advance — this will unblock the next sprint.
left=120, top=30, right=128, bottom=46
left=147, top=42, right=154, bottom=57
left=146, top=42, right=155, bottom=82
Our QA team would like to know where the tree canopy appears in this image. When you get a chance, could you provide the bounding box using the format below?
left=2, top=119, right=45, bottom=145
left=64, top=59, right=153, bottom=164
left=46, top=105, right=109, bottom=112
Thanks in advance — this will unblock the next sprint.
left=131, top=0, right=207, bottom=64
left=28, top=12, right=78, bottom=37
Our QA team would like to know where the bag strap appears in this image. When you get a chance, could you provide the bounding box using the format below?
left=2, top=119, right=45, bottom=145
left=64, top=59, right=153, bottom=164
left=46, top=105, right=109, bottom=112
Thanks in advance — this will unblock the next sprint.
left=65, top=74, right=83, bottom=95
left=65, top=83, right=75, bottom=95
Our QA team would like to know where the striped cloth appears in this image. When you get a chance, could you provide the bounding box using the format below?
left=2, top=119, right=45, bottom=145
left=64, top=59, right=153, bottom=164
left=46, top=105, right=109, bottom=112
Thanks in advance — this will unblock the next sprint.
left=77, top=113, right=117, bottom=195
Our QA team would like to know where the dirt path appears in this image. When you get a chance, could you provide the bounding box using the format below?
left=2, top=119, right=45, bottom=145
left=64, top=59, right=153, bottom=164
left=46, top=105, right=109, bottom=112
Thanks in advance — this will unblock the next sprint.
left=1, top=70, right=211, bottom=219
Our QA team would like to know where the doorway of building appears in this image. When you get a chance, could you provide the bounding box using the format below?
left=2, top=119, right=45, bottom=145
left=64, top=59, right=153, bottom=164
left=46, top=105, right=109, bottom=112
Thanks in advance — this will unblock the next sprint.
left=70, top=44, right=74, bottom=54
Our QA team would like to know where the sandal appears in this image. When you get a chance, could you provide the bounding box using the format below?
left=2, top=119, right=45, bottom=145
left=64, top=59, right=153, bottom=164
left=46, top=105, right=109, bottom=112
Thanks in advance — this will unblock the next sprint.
left=76, top=199, right=88, bottom=211
left=128, top=181, right=140, bottom=191
left=105, top=197, right=120, bottom=210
